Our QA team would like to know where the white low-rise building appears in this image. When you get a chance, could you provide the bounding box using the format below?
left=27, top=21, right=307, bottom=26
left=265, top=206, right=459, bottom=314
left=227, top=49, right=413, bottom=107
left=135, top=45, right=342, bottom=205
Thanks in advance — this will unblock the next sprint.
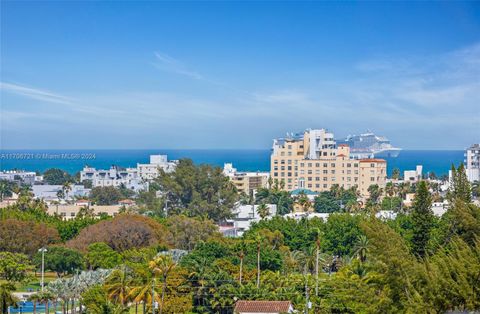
left=0, top=170, right=37, bottom=185
left=404, top=165, right=423, bottom=183
left=80, top=155, right=176, bottom=192
left=137, top=155, right=177, bottom=180
left=224, top=204, right=277, bottom=237
left=80, top=165, right=147, bottom=192
left=32, top=185, right=91, bottom=203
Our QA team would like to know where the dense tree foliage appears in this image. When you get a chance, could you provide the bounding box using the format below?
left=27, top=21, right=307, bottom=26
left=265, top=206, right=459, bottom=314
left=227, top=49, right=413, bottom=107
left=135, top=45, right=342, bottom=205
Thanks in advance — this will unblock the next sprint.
left=67, top=214, right=169, bottom=252
left=85, top=243, right=122, bottom=270
left=43, top=168, right=72, bottom=185
left=255, top=187, right=293, bottom=215
left=155, top=159, right=239, bottom=221
left=90, top=186, right=125, bottom=205
left=1, top=165, right=479, bottom=313
left=0, top=252, right=33, bottom=282
left=410, top=181, right=434, bottom=257
left=165, top=215, right=220, bottom=250
left=33, top=246, right=84, bottom=277
left=0, top=219, right=60, bottom=256
left=313, top=185, right=358, bottom=213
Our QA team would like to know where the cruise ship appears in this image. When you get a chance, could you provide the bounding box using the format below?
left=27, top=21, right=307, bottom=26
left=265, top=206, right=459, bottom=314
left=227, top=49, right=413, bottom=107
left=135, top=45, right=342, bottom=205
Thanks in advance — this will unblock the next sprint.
left=337, top=132, right=401, bottom=159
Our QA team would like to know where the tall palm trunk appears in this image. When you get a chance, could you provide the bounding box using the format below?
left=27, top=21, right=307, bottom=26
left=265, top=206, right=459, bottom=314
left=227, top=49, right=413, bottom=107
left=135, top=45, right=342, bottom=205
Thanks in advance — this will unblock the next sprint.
left=46, top=301, right=49, bottom=314
left=33, top=301, right=37, bottom=314
left=256, top=243, right=261, bottom=288
left=160, top=278, right=167, bottom=314
left=315, top=243, right=319, bottom=296
left=135, top=302, right=138, bottom=314
left=239, top=255, right=244, bottom=285
left=143, top=301, right=146, bottom=314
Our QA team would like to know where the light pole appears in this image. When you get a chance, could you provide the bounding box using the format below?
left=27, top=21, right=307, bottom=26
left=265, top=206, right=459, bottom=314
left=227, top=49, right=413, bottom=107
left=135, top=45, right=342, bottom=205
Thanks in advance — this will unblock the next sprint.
left=38, top=247, right=47, bottom=292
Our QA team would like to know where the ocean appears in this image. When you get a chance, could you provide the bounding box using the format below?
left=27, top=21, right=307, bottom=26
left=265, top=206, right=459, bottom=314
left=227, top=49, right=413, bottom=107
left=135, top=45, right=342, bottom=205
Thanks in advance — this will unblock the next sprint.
left=0, top=149, right=464, bottom=177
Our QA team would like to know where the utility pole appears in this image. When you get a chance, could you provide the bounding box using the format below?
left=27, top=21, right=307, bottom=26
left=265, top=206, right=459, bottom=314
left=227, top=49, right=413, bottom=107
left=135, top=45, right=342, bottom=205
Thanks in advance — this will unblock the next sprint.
left=38, top=247, right=47, bottom=292
left=304, top=265, right=309, bottom=314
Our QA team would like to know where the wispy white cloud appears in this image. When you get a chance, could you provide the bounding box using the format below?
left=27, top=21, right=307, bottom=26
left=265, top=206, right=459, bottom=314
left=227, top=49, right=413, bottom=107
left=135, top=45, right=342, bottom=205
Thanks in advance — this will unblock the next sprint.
left=0, top=82, right=74, bottom=105
left=153, top=51, right=204, bottom=80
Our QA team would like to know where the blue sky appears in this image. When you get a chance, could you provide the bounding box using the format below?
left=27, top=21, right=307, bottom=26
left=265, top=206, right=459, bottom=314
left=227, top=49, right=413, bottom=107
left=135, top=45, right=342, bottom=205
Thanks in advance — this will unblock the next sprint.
left=1, top=1, right=479, bottom=149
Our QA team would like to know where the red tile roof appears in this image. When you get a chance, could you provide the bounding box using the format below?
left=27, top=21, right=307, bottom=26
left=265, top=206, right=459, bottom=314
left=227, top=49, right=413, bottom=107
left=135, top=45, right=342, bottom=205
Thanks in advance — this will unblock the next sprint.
left=234, top=300, right=292, bottom=313
left=337, top=154, right=347, bottom=157
left=359, top=159, right=386, bottom=163
left=338, top=144, right=349, bottom=147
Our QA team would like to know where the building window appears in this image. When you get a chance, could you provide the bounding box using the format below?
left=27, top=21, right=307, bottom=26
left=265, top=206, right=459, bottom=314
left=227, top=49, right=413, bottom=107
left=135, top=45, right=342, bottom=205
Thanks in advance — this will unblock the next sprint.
left=370, top=177, right=375, bottom=181
left=331, top=163, right=335, bottom=167
left=323, top=177, right=327, bottom=181
left=308, top=170, right=313, bottom=174
left=308, top=163, right=312, bottom=167
left=288, top=172, right=292, bottom=177
left=316, top=163, right=320, bottom=167
left=331, top=170, right=335, bottom=174
left=315, top=177, right=320, bottom=181
left=371, top=163, right=375, bottom=167
left=323, top=163, right=328, bottom=167
left=323, top=184, right=328, bottom=188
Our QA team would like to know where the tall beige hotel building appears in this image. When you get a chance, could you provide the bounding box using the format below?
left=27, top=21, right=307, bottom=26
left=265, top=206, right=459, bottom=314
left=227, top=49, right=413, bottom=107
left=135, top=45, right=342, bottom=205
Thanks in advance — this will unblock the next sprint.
left=270, top=129, right=387, bottom=199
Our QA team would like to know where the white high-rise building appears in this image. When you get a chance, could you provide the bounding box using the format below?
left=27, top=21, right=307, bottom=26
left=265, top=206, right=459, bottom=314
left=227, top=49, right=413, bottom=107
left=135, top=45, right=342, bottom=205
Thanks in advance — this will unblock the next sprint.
left=465, top=144, right=480, bottom=183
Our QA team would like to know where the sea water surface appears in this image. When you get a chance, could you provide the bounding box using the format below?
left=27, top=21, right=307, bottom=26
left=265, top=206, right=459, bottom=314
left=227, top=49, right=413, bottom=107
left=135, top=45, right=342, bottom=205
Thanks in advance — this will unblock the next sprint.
left=0, top=149, right=463, bottom=177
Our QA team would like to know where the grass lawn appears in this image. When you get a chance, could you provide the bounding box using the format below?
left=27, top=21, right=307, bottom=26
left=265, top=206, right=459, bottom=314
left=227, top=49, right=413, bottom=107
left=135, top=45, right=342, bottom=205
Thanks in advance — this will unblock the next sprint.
left=15, top=272, right=58, bottom=292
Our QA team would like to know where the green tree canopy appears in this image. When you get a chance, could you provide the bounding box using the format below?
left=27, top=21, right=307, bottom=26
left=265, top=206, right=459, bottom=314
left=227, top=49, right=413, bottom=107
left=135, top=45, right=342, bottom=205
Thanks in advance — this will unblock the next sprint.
left=0, top=252, right=33, bottom=283
left=34, top=246, right=84, bottom=277
left=155, top=159, right=238, bottom=221
left=43, top=168, right=72, bottom=185
left=86, top=242, right=122, bottom=270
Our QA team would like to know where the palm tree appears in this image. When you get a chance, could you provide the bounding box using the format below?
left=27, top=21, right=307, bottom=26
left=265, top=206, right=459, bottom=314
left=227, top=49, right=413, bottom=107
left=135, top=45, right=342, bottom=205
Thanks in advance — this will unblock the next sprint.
left=37, top=291, right=54, bottom=314
left=255, top=235, right=262, bottom=288
left=236, top=241, right=247, bottom=285
left=314, top=228, right=322, bottom=296
left=105, top=267, right=131, bottom=308
left=256, top=203, right=270, bottom=219
left=353, top=235, right=369, bottom=263
left=295, top=191, right=311, bottom=212
left=0, top=282, right=18, bottom=314
left=149, top=255, right=176, bottom=314
left=28, top=294, right=42, bottom=314
left=62, top=181, right=72, bottom=201
left=0, top=179, right=15, bottom=202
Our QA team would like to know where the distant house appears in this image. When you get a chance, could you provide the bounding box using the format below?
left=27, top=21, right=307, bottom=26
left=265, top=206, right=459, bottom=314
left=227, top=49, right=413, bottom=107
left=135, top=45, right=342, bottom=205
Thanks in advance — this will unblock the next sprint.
left=234, top=300, right=294, bottom=314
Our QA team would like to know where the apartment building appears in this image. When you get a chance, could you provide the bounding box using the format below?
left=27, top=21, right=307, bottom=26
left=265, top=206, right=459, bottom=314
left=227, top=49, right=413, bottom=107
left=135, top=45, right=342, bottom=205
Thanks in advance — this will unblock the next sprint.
left=80, top=155, right=177, bottom=192
left=223, top=163, right=269, bottom=195
left=80, top=165, right=147, bottom=192
left=465, top=144, right=480, bottom=183
left=270, top=129, right=387, bottom=199
left=137, top=155, right=177, bottom=180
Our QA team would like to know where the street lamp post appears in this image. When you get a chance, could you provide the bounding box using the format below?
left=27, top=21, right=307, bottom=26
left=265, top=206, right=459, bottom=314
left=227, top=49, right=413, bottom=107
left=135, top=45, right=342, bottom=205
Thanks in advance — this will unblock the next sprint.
left=38, top=247, right=47, bottom=292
